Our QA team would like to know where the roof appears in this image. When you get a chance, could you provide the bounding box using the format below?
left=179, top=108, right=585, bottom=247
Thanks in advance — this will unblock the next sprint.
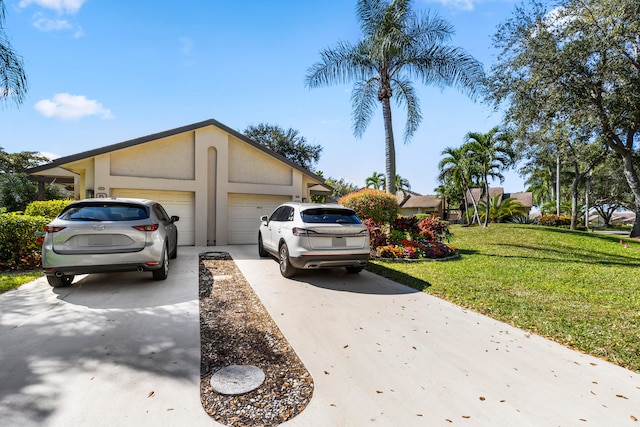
left=26, top=118, right=326, bottom=186
left=504, top=192, right=533, bottom=208
left=400, top=195, right=442, bottom=209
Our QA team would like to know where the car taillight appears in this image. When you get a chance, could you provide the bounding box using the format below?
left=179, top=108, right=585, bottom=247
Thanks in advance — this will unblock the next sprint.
left=358, top=229, right=369, bottom=236
left=133, top=224, right=159, bottom=232
left=292, top=227, right=318, bottom=237
left=45, top=225, right=66, bottom=233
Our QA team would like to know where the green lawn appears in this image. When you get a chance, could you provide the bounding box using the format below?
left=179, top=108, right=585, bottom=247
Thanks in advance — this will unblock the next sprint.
left=368, top=224, right=640, bottom=372
left=0, top=270, right=43, bottom=294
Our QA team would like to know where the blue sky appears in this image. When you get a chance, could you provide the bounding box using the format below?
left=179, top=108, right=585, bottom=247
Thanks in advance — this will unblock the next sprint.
left=1, top=0, right=523, bottom=195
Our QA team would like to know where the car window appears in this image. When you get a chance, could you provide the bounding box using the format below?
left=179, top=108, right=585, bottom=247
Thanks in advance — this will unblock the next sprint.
left=269, top=207, right=284, bottom=222
left=301, top=208, right=361, bottom=224
left=276, top=206, right=295, bottom=222
left=153, top=204, right=170, bottom=222
left=59, top=203, right=149, bottom=221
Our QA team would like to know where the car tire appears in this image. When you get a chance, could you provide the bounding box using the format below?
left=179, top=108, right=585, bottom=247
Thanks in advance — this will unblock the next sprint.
left=258, top=233, right=269, bottom=258
left=46, top=274, right=75, bottom=288
left=279, top=243, right=297, bottom=278
left=346, top=266, right=364, bottom=274
left=152, top=245, right=169, bottom=281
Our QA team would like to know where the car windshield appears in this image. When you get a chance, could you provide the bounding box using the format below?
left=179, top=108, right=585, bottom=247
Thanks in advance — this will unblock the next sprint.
left=59, top=203, right=149, bottom=222
left=301, top=208, right=361, bottom=224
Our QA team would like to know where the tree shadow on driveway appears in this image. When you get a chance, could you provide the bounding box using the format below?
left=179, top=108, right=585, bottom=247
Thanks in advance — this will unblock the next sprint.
left=0, top=252, right=201, bottom=426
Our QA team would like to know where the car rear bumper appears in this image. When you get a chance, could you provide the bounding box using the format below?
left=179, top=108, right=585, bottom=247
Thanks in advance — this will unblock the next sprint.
left=43, top=262, right=163, bottom=277
left=289, top=252, right=370, bottom=269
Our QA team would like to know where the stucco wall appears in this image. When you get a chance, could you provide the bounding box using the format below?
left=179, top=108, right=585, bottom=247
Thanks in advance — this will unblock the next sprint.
left=45, top=123, right=321, bottom=246
left=110, top=133, right=195, bottom=180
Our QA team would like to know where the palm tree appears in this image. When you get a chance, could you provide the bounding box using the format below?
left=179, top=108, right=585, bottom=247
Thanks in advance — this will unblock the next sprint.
left=477, top=195, right=526, bottom=223
left=463, top=127, right=514, bottom=227
left=0, top=0, right=28, bottom=107
left=395, top=174, right=411, bottom=195
left=305, top=0, right=484, bottom=194
left=438, top=146, right=481, bottom=225
left=365, top=171, right=386, bottom=190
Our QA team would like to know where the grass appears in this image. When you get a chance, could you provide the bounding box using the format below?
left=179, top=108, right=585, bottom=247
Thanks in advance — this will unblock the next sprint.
left=368, top=224, right=640, bottom=372
left=0, top=270, right=43, bottom=294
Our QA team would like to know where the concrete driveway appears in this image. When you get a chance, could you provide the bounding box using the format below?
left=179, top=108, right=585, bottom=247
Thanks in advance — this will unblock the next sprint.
left=1, top=246, right=639, bottom=426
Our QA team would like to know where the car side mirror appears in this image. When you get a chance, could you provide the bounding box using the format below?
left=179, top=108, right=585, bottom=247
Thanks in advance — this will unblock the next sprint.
left=170, top=215, right=180, bottom=223
left=260, top=215, right=268, bottom=224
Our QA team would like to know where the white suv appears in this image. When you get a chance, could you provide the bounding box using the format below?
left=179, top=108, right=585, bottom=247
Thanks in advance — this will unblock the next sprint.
left=258, top=203, right=370, bottom=277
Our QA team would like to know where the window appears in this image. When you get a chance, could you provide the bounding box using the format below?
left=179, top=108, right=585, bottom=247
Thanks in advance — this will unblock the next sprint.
left=301, top=208, right=361, bottom=224
left=59, top=203, right=149, bottom=221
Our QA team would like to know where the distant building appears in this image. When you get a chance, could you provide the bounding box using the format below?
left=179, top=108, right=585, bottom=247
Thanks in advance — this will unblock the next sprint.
left=397, top=187, right=533, bottom=222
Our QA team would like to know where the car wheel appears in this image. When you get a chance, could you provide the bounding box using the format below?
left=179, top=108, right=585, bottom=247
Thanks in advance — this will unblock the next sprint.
left=258, top=233, right=269, bottom=258
left=279, top=243, right=297, bottom=278
left=152, top=245, right=169, bottom=281
left=346, top=266, right=364, bottom=274
left=46, top=274, right=75, bottom=288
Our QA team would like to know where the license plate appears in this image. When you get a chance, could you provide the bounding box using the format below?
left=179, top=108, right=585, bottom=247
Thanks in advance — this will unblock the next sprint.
left=332, top=237, right=346, bottom=247
left=89, top=235, right=111, bottom=246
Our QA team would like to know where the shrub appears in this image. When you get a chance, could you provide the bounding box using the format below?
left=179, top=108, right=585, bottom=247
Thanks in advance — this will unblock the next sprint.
left=0, top=212, right=48, bottom=270
left=393, top=216, right=420, bottom=234
left=339, top=189, right=398, bottom=225
left=413, top=213, right=429, bottom=222
left=24, top=199, right=73, bottom=219
left=538, top=214, right=572, bottom=227
left=417, top=217, right=452, bottom=243
left=363, top=218, right=387, bottom=250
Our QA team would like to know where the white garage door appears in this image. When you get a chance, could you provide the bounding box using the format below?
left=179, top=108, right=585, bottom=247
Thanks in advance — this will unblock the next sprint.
left=111, top=189, right=195, bottom=245
left=228, top=194, right=291, bottom=244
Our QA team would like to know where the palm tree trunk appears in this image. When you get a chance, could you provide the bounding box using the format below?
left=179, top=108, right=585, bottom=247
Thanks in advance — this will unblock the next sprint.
left=483, top=180, right=490, bottom=227
left=381, top=96, right=397, bottom=195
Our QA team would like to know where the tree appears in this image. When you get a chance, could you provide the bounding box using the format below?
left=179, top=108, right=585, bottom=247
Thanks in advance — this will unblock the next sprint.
left=0, top=148, right=49, bottom=173
left=324, top=177, right=359, bottom=201
left=305, top=0, right=484, bottom=194
left=487, top=0, right=640, bottom=237
left=477, top=195, right=526, bottom=223
left=395, top=175, right=411, bottom=195
left=0, top=0, right=28, bottom=107
left=463, top=127, right=514, bottom=227
left=438, top=145, right=481, bottom=225
left=0, top=173, right=37, bottom=212
left=435, top=181, right=462, bottom=221
left=243, top=123, right=322, bottom=171
left=589, top=154, right=634, bottom=226
left=365, top=171, right=386, bottom=190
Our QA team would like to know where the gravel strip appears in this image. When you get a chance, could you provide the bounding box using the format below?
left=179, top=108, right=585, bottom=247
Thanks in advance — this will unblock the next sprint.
left=199, top=252, right=314, bottom=426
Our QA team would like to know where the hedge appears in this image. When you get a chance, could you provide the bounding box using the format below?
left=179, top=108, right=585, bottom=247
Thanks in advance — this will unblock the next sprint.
left=0, top=213, right=49, bottom=270
left=24, top=199, right=73, bottom=219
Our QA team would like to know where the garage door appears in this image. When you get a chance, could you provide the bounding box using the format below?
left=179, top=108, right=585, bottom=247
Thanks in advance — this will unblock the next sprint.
left=111, top=189, right=195, bottom=245
left=228, top=194, right=291, bottom=244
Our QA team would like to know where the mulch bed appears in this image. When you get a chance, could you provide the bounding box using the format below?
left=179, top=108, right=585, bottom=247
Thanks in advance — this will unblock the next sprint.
left=199, top=252, right=314, bottom=427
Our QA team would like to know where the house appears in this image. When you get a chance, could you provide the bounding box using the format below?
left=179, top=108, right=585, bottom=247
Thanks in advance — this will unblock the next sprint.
left=465, top=187, right=533, bottom=217
left=396, top=187, right=533, bottom=222
left=27, top=119, right=330, bottom=246
left=397, top=191, right=445, bottom=217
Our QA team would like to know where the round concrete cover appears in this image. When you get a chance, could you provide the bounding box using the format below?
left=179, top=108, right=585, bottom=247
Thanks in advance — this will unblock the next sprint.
left=210, top=365, right=265, bottom=395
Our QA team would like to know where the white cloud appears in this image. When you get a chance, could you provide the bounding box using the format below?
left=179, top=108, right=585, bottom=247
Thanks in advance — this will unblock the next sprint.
left=35, top=93, right=114, bottom=120
left=19, top=0, right=86, bottom=14
left=33, top=16, right=72, bottom=31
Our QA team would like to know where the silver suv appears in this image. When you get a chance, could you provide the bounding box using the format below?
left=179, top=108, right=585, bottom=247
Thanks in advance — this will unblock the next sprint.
left=258, top=202, right=370, bottom=277
left=41, top=198, right=179, bottom=287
